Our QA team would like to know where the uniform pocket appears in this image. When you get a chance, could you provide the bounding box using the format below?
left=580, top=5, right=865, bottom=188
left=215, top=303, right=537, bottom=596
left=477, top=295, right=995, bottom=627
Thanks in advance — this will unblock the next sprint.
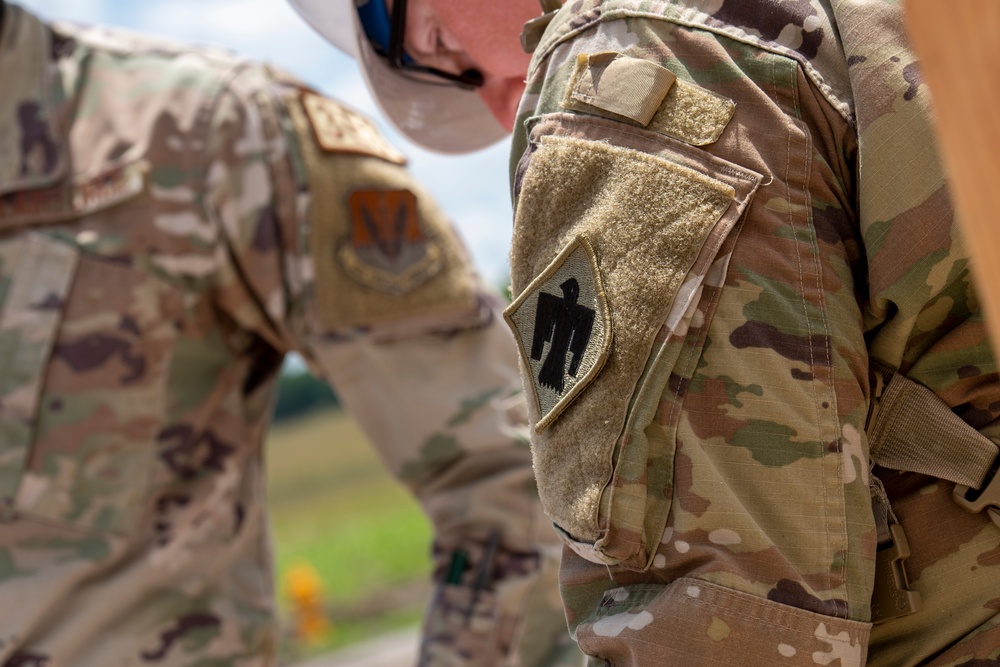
left=0, top=231, right=177, bottom=534
left=506, top=113, right=761, bottom=569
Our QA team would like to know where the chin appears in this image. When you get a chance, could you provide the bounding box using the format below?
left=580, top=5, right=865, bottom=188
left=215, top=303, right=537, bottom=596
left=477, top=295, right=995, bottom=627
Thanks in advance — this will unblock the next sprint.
left=480, top=79, right=526, bottom=132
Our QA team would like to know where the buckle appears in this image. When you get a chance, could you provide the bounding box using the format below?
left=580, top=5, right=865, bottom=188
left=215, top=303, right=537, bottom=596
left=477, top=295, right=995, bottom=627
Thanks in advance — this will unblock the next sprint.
left=953, top=451, right=1000, bottom=528
left=871, top=523, right=922, bottom=624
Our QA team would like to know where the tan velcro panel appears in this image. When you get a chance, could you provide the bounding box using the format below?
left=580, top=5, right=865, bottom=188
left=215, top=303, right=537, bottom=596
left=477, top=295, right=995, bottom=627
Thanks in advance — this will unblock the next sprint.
left=511, top=132, right=736, bottom=544
left=562, top=51, right=735, bottom=146
left=563, top=52, right=676, bottom=126
left=287, top=93, right=478, bottom=331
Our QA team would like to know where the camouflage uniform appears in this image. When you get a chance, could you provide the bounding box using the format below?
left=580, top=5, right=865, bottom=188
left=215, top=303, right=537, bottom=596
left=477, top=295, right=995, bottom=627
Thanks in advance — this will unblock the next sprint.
left=507, top=0, right=1000, bottom=664
left=0, top=4, right=581, bottom=666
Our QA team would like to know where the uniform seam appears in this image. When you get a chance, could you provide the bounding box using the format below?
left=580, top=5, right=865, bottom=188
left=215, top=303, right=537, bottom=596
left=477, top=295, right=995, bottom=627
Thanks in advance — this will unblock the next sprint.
left=532, top=5, right=855, bottom=125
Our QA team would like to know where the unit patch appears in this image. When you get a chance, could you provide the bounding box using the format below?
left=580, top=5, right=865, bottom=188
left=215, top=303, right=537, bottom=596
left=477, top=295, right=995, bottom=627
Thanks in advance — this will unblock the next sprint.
left=338, top=188, right=443, bottom=295
left=504, top=236, right=611, bottom=431
left=301, top=91, right=407, bottom=165
left=0, top=160, right=146, bottom=229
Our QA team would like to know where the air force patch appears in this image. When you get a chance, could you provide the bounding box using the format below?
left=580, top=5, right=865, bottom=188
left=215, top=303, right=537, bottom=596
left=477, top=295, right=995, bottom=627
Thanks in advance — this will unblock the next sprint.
left=339, top=189, right=443, bottom=295
left=504, top=236, right=611, bottom=432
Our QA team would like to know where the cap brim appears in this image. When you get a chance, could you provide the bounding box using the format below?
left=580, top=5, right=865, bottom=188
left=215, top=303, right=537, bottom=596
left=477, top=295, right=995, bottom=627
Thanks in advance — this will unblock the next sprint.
left=288, top=0, right=358, bottom=56
left=290, top=0, right=508, bottom=154
left=357, top=37, right=508, bottom=154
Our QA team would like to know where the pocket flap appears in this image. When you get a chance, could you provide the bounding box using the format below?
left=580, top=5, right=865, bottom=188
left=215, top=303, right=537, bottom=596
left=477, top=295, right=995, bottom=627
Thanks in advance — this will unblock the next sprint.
left=509, top=113, right=761, bottom=563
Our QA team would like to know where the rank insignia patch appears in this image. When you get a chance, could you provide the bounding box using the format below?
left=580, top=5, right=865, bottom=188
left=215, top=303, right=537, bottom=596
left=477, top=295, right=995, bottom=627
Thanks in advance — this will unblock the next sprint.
left=504, top=236, right=611, bottom=431
left=339, top=189, right=443, bottom=295
left=302, top=91, right=407, bottom=165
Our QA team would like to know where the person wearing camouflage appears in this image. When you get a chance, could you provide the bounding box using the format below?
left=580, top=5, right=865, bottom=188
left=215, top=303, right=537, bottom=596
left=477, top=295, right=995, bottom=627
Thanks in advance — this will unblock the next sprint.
left=0, top=2, right=581, bottom=665
left=305, top=0, right=1000, bottom=664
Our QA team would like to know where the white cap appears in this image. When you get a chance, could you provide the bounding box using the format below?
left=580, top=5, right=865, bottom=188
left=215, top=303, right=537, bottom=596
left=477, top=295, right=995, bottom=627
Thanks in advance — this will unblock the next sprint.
left=288, top=0, right=508, bottom=154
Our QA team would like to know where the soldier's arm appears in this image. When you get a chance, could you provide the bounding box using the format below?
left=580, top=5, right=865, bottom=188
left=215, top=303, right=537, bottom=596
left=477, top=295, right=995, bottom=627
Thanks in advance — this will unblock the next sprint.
left=203, top=63, right=579, bottom=667
left=509, top=1, right=1000, bottom=664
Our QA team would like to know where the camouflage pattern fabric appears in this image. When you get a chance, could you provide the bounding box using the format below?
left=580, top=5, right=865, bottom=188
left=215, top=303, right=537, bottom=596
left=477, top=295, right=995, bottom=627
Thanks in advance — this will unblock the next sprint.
left=0, top=4, right=581, bottom=666
left=509, top=0, right=1000, bottom=664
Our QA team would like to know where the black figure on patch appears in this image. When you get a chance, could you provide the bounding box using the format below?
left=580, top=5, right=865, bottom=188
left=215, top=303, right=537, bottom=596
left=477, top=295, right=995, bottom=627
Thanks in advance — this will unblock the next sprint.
left=530, top=277, right=595, bottom=394
left=360, top=200, right=407, bottom=260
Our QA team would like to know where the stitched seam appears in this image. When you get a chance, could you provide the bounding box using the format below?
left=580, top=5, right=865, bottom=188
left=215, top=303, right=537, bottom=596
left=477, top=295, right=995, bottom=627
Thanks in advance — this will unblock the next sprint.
left=537, top=114, right=759, bottom=188
left=531, top=4, right=854, bottom=124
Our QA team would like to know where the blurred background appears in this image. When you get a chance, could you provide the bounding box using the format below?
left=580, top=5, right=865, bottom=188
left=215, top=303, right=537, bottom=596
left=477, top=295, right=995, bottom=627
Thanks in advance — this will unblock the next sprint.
left=15, top=0, right=516, bottom=661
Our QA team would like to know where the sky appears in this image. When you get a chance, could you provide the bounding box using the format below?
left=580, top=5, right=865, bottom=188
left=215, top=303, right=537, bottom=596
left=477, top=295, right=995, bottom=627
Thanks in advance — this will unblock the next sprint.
left=15, top=0, right=516, bottom=287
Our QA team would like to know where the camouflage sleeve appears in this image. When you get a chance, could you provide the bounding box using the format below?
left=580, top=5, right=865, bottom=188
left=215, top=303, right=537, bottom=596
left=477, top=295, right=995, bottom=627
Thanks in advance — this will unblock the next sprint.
left=836, top=4, right=1000, bottom=663
left=507, top=2, right=885, bottom=665
left=512, top=1, right=1000, bottom=664
left=202, top=64, right=581, bottom=666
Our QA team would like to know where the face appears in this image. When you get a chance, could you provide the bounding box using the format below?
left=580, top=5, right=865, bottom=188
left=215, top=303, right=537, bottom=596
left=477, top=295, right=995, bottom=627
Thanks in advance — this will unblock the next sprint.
left=388, top=0, right=540, bottom=130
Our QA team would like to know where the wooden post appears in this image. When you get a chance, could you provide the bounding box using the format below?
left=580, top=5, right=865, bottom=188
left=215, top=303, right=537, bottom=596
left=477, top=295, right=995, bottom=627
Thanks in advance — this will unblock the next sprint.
left=905, top=0, right=1000, bottom=357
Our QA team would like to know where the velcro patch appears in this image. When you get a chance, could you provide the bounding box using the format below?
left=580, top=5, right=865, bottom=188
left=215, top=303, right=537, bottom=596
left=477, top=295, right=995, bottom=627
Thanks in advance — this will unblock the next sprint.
left=562, top=51, right=735, bottom=146
left=339, top=188, right=443, bottom=294
left=565, top=51, right=676, bottom=126
left=0, top=160, right=146, bottom=230
left=301, top=91, right=407, bottom=164
left=504, top=236, right=611, bottom=432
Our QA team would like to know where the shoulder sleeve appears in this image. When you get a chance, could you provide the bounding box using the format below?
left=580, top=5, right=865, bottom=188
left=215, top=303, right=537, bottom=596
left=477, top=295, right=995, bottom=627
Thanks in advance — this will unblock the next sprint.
left=198, top=62, right=303, bottom=353
left=202, top=66, right=578, bottom=667
left=284, top=89, right=484, bottom=335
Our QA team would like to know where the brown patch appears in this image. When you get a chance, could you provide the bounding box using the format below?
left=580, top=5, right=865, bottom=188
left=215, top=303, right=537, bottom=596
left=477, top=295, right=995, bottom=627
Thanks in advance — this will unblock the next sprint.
left=712, top=0, right=824, bottom=59
left=252, top=206, right=279, bottom=252
left=977, top=543, right=1000, bottom=569
left=157, top=425, right=235, bottom=480
left=730, top=320, right=832, bottom=366
left=767, top=578, right=849, bottom=618
left=140, top=613, right=221, bottom=661
left=17, top=102, right=59, bottom=178
left=682, top=376, right=745, bottom=441
left=347, top=189, right=422, bottom=262
left=52, top=333, right=145, bottom=383
left=673, top=451, right=710, bottom=517
left=902, top=61, right=923, bottom=101
left=869, top=186, right=954, bottom=295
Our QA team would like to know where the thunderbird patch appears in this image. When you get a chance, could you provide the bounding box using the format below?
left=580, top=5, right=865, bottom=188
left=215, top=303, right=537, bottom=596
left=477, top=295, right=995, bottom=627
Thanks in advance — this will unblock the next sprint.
left=338, top=189, right=443, bottom=295
left=505, top=237, right=611, bottom=431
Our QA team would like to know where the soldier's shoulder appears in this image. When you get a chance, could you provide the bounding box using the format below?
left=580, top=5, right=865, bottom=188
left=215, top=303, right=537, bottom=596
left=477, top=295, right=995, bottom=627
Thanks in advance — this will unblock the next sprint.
left=52, top=20, right=245, bottom=69
left=50, top=19, right=255, bottom=102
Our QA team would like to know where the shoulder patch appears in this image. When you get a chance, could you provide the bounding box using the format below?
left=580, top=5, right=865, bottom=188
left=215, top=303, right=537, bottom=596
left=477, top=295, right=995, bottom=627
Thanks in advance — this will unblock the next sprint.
left=504, top=236, right=612, bottom=431
left=301, top=91, right=407, bottom=165
left=285, top=94, right=478, bottom=331
left=339, top=188, right=443, bottom=294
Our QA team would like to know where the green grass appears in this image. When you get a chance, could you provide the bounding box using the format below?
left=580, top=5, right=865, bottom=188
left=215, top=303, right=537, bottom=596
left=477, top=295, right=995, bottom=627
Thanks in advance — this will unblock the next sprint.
left=265, top=408, right=432, bottom=661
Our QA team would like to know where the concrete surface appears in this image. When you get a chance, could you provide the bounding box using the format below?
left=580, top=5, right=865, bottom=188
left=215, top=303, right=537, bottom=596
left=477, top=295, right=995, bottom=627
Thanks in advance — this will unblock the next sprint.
left=293, top=628, right=419, bottom=667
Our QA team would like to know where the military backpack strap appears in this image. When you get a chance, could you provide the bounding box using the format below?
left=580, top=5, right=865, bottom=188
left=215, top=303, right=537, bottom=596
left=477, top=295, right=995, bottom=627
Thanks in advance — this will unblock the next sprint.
left=867, top=360, right=1000, bottom=523
left=864, top=360, right=1000, bottom=622
left=865, top=359, right=1000, bottom=622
